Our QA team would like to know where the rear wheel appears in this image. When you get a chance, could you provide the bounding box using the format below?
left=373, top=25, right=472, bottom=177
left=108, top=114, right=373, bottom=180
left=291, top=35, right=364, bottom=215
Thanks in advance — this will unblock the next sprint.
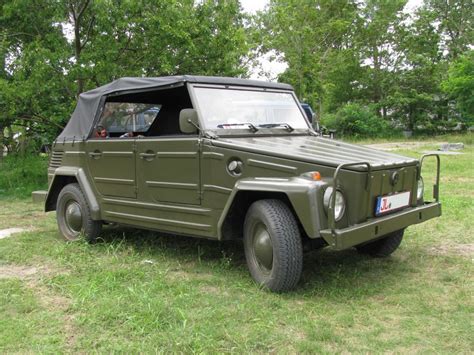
left=56, top=183, right=101, bottom=242
left=356, top=229, right=404, bottom=257
left=243, top=199, right=303, bottom=292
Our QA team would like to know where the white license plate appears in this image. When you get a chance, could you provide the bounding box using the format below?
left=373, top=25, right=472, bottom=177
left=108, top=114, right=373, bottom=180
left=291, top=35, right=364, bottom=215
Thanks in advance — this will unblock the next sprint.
left=375, top=191, right=411, bottom=216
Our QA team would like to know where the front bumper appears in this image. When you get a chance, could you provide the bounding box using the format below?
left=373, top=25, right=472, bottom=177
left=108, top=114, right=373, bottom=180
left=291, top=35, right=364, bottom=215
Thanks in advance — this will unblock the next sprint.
left=320, top=202, right=442, bottom=250
left=32, top=190, right=47, bottom=204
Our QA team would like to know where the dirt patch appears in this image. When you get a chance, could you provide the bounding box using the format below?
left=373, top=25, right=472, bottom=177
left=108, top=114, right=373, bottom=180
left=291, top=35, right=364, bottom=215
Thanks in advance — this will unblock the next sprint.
left=0, top=264, right=77, bottom=349
left=278, top=324, right=307, bottom=342
left=365, top=141, right=447, bottom=151
left=0, top=227, right=31, bottom=240
left=63, top=314, right=78, bottom=348
left=0, top=265, right=48, bottom=279
left=427, top=243, right=474, bottom=257
left=444, top=177, right=473, bottom=183
left=422, top=150, right=464, bottom=155
left=200, top=285, right=221, bottom=294
left=29, top=281, right=77, bottom=348
left=0, top=264, right=70, bottom=306
left=167, top=269, right=214, bottom=281
left=293, top=300, right=306, bottom=306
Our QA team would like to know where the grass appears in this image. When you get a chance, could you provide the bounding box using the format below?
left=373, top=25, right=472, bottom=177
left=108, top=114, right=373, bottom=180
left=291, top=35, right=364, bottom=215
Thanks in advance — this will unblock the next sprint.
left=0, top=154, right=49, bottom=198
left=346, top=131, right=474, bottom=145
left=0, top=134, right=473, bottom=352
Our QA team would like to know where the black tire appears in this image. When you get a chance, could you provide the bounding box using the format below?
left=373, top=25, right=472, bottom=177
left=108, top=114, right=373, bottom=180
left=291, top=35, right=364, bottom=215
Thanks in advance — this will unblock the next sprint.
left=243, top=199, right=303, bottom=292
left=56, top=183, right=101, bottom=242
left=356, top=229, right=404, bottom=257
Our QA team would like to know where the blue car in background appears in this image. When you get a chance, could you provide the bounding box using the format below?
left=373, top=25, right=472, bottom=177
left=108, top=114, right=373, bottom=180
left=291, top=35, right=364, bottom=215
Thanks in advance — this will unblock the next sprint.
left=300, top=103, right=314, bottom=124
left=300, top=102, right=335, bottom=137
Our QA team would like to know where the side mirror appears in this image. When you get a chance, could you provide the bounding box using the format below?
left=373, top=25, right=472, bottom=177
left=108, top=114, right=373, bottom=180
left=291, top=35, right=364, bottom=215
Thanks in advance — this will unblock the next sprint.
left=179, top=108, right=199, bottom=134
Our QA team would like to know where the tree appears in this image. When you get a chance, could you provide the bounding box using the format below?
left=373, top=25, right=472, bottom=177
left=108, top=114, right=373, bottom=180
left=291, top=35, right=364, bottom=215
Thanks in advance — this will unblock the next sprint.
left=0, top=0, right=253, bottom=151
left=0, top=0, right=66, bottom=151
left=391, top=0, right=474, bottom=130
left=442, top=50, right=474, bottom=124
left=385, top=5, right=444, bottom=131
left=355, top=0, right=407, bottom=118
left=424, top=0, right=474, bottom=60
left=262, top=0, right=359, bottom=118
left=261, top=0, right=473, bottom=135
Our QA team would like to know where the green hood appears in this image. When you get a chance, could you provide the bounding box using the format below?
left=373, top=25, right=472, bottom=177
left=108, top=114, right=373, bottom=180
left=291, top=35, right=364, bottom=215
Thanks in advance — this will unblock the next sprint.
left=212, top=135, right=418, bottom=171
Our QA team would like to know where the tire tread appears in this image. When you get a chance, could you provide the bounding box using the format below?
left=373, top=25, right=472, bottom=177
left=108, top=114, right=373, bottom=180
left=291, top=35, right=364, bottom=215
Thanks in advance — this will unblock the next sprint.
left=356, top=229, right=404, bottom=257
left=244, top=199, right=303, bottom=292
left=57, top=183, right=101, bottom=242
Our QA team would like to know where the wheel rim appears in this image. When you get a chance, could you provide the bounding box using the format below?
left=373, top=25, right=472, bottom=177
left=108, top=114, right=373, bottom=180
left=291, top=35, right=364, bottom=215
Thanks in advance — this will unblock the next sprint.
left=252, top=223, right=273, bottom=273
left=64, top=200, right=83, bottom=235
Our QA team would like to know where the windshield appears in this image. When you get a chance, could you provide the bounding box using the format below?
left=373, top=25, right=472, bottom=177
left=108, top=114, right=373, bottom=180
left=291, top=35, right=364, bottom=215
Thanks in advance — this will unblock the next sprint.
left=193, top=87, right=309, bottom=131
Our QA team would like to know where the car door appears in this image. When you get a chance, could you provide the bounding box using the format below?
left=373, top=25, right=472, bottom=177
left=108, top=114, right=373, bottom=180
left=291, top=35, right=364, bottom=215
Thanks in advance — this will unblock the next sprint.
left=86, top=139, right=136, bottom=199
left=136, top=137, right=200, bottom=205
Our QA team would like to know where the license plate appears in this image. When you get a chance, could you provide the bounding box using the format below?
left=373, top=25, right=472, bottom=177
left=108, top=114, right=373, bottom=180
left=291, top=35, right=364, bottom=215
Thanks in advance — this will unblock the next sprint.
left=375, top=191, right=411, bottom=216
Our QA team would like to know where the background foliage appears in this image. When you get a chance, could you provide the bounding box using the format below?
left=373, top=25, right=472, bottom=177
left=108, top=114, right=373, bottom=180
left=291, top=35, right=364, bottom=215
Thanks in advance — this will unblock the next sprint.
left=0, top=0, right=473, bottom=150
left=264, top=0, right=473, bottom=136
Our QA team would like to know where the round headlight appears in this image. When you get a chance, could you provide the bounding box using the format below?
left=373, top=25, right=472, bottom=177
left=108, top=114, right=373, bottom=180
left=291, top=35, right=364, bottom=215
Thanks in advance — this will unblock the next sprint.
left=417, top=177, right=424, bottom=200
left=323, top=187, right=346, bottom=221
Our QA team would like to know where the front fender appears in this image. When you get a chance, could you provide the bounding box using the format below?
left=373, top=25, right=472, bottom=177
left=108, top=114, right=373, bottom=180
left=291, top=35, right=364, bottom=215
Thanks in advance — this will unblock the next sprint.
left=45, top=166, right=100, bottom=220
left=217, top=177, right=327, bottom=240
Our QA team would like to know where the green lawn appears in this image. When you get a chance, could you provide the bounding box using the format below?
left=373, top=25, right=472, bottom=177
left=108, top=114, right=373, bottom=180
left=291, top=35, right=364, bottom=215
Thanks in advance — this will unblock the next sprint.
left=0, top=136, right=473, bottom=352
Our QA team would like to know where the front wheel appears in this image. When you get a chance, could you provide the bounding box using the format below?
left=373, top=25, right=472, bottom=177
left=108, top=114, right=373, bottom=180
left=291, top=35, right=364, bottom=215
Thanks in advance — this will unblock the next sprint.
left=243, top=199, right=303, bottom=292
left=56, top=183, right=101, bottom=242
left=356, top=229, right=404, bottom=257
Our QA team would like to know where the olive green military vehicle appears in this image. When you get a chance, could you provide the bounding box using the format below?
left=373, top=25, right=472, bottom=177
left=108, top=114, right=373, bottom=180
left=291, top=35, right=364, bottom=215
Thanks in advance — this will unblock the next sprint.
left=33, top=76, right=442, bottom=292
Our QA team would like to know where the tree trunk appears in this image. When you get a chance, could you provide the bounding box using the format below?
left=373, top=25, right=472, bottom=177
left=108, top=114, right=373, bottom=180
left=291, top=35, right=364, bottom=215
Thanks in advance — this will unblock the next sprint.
left=1, top=31, right=6, bottom=160
left=372, top=44, right=383, bottom=117
left=408, top=106, right=414, bottom=131
left=73, top=11, right=83, bottom=96
left=18, top=128, right=26, bottom=156
left=6, top=125, right=13, bottom=152
left=0, top=29, right=6, bottom=79
left=0, top=124, right=4, bottom=161
left=70, top=0, right=92, bottom=97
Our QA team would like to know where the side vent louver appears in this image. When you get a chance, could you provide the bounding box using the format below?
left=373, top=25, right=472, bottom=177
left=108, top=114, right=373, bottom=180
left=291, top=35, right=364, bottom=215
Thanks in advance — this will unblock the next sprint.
left=49, top=151, right=64, bottom=168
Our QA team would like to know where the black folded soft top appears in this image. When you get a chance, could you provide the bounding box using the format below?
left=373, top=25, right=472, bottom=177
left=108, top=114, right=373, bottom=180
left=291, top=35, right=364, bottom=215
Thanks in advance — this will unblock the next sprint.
left=57, top=75, right=293, bottom=141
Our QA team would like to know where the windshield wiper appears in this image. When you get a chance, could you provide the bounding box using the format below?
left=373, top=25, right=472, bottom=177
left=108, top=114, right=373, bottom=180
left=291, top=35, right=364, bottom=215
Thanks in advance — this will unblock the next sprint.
left=257, top=123, right=294, bottom=132
left=216, top=123, right=259, bottom=132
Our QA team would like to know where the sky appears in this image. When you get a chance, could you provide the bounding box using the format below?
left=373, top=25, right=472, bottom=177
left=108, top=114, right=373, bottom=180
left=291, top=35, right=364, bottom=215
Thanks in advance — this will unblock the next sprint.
left=241, top=0, right=424, bottom=80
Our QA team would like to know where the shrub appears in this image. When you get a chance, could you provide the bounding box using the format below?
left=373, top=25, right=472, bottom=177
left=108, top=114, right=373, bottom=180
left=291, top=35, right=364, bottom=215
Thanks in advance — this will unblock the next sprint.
left=321, top=103, right=393, bottom=138
left=0, top=154, right=49, bottom=198
left=442, top=50, right=474, bottom=126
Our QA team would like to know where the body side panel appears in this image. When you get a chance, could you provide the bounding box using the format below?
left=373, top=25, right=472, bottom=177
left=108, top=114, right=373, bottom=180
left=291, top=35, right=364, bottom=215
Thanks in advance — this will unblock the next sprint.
left=85, top=139, right=137, bottom=199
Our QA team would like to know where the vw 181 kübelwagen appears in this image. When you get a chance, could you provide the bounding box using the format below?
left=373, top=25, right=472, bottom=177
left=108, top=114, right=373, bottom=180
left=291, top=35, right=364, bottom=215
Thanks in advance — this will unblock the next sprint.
left=34, top=76, right=442, bottom=292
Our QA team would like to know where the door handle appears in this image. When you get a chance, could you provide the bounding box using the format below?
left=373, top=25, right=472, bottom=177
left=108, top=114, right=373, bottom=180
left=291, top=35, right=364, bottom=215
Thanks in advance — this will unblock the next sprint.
left=139, top=152, right=156, bottom=160
left=89, top=152, right=102, bottom=158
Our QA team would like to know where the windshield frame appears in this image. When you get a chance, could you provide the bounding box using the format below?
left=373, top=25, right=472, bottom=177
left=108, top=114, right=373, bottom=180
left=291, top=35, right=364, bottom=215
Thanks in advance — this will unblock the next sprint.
left=188, top=83, right=313, bottom=136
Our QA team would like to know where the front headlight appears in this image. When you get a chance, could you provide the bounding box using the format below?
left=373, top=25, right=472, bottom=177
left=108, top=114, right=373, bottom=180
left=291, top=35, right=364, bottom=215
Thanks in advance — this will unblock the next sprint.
left=323, top=187, right=346, bottom=221
left=417, top=177, right=424, bottom=200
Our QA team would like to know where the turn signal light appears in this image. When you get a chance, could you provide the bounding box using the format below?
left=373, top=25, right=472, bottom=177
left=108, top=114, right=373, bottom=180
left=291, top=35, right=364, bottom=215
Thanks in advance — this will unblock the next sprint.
left=311, top=171, right=322, bottom=181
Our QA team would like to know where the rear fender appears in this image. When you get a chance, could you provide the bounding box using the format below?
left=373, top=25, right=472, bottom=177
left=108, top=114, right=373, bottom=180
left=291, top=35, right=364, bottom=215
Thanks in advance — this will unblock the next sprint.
left=45, top=167, right=100, bottom=220
left=217, top=177, right=326, bottom=240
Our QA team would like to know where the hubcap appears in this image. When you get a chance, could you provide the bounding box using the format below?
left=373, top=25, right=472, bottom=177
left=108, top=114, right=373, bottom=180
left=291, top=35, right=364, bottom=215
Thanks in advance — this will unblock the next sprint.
left=253, top=224, right=273, bottom=272
left=65, top=201, right=82, bottom=233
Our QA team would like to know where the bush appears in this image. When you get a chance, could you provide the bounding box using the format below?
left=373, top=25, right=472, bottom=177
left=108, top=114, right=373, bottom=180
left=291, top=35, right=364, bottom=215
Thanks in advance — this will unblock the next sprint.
left=442, top=50, right=474, bottom=126
left=321, top=103, right=393, bottom=138
left=0, top=154, right=49, bottom=198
